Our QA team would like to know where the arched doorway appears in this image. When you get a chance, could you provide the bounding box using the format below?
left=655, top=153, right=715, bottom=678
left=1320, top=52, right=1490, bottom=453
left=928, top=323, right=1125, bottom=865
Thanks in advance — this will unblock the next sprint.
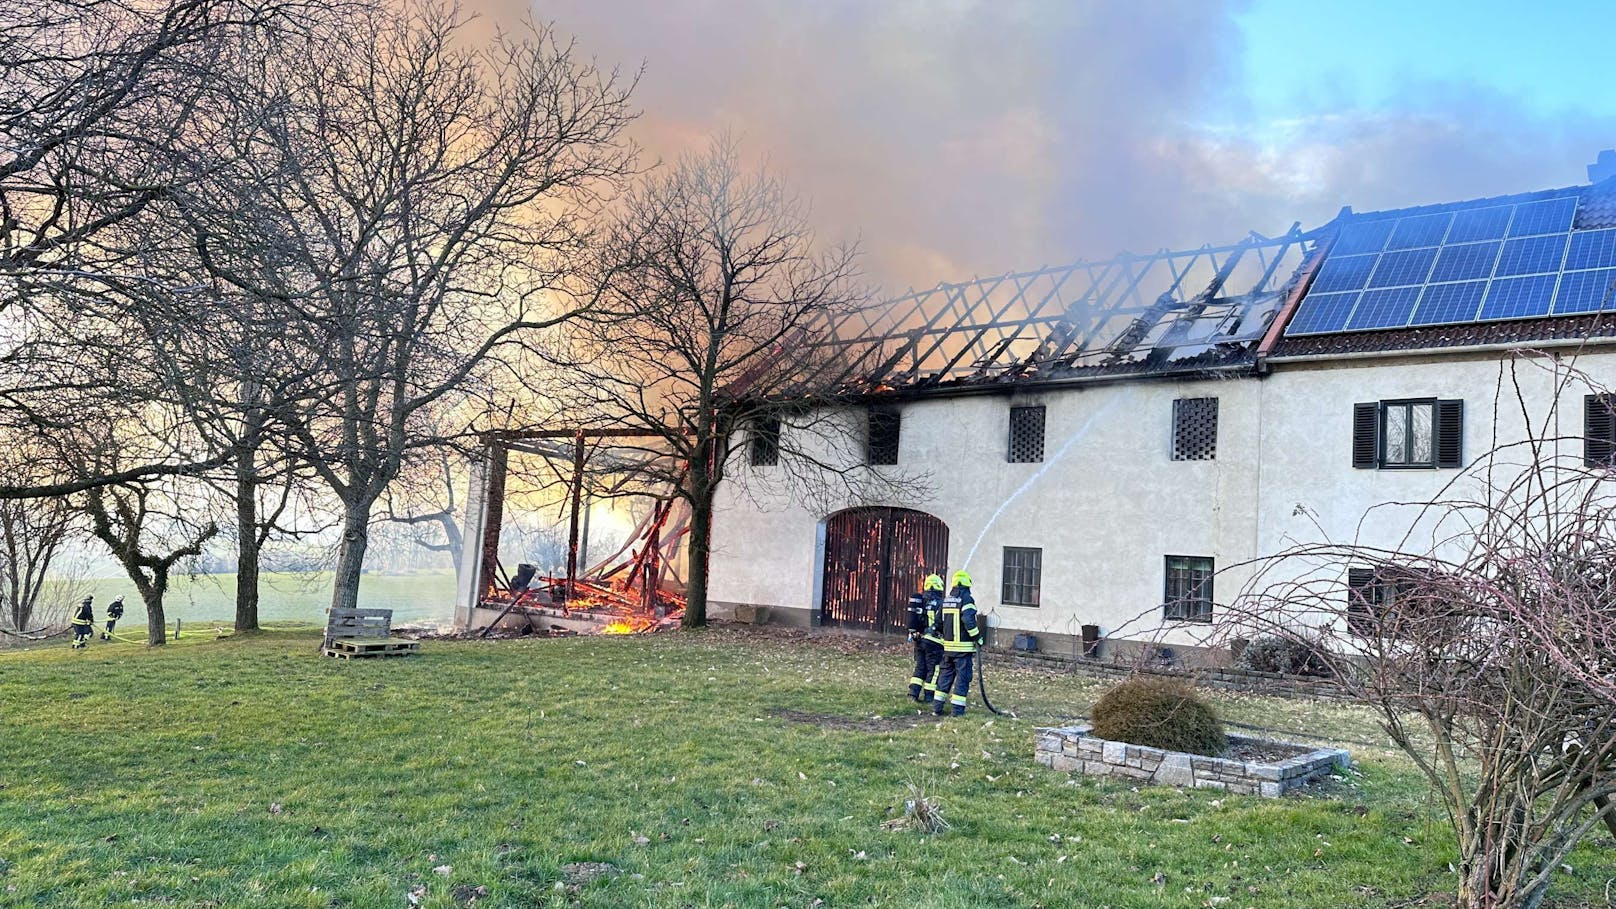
left=820, top=507, right=949, bottom=632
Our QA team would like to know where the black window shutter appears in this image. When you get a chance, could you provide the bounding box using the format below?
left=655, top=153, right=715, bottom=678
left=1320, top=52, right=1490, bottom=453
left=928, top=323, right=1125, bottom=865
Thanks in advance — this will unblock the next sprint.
left=1586, top=394, right=1615, bottom=467
left=1352, top=403, right=1379, bottom=469
left=1435, top=399, right=1464, bottom=468
left=1346, top=567, right=1376, bottom=636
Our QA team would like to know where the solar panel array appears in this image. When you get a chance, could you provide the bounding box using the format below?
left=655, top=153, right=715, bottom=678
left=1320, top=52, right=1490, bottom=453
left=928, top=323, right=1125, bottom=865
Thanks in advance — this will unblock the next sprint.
left=1286, top=193, right=1616, bottom=335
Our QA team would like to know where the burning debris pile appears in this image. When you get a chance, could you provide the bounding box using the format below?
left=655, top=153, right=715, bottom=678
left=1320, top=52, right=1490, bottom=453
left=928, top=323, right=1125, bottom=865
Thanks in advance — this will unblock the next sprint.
left=475, top=493, right=690, bottom=637
left=479, top=574, right=685, bottom=636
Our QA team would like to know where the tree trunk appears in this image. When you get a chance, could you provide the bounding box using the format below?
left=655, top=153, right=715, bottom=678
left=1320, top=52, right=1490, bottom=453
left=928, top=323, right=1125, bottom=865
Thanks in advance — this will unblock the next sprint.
left=234, top=440, right=260, bottom=631
left=329, top=500, right=373, bottom=611
left=136, top=568, right=167, bottom=646
left=683, top=486, right=712, bottom=628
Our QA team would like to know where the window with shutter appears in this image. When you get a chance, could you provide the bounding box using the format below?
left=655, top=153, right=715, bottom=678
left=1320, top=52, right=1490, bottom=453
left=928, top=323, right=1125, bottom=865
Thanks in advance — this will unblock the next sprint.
left=1172, top=397, right=1218, bottom=460
left=1007, top=406, right=1045, bottom=463
left=1356, top=399, right=1463, bottom=469
left=1586, top=394, right=1616, bottom=467
left=866, top=409, right=901, bottom=465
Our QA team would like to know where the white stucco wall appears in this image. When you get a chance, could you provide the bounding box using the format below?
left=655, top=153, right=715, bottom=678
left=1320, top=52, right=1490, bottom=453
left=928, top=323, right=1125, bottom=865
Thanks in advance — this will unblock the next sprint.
left=709, top=347, right=1616, bottom=649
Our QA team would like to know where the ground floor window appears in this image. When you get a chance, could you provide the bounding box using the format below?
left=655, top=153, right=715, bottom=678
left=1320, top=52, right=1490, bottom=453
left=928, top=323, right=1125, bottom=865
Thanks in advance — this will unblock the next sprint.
left=1001, top=546, right=1042, bottom=606
left=1163, top=555, right=1213, bottom=623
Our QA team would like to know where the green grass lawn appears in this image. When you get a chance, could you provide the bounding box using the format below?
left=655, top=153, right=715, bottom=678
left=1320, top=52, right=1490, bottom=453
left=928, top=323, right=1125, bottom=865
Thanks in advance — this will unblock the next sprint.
left=3, top=627, right=1614, bottom=908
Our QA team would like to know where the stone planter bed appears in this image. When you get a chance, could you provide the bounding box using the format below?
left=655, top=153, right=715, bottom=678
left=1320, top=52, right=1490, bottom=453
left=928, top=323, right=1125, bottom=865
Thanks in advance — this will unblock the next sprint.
left=1034, top=724, right=1349, bottom=798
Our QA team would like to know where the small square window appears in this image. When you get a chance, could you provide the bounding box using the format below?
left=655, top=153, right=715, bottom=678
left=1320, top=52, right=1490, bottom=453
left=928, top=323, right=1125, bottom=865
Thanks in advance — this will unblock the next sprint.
left=866, top=409, right=900, bottom=465
left=1007, top=405, right=1045, bottom=463
left=748, top=415, right=781, bottom=467
left=1163, top=555, right=1213, bottom=623
left=1001, top=547, right=1041, bottom=606
left=1172, top=397, right=1218, bottom=461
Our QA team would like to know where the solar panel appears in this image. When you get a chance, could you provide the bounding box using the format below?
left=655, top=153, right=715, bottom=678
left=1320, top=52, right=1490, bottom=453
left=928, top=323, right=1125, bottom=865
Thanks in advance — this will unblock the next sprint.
left=1368, top=248, right=1438, bottom=288
left=1477, top=274, right=1557, bottom=321
left=1346, top=287, right=1420, bottom=330
left=1447, top=205, right=1512, bottom=243
left=1552, top=268, right=1616, bottom=315
left=1566, top=229, right=1616, bottom=271
left=1429, top=241, right=1500, bottom=283
left=1333, top=220, right=1395, bottom=256
left=1387, top=212, right=1452, bottom=250
left=1310, top=254, right=1377, bottom=293
left=1494, top=234, right=1568, bottom=277
left=1285, top=291, right=1359, bottom=334
left=1410, top=281, right=1486, bottom=325
left=1507, top=197, right=1577, bottom=237
left=1286, top=191, right=1600, bottom=336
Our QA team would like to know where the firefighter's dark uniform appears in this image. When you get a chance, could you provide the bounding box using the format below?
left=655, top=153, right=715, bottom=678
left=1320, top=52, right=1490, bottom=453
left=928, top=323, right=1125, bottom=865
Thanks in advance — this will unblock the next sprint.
left=932, top=572, right=982, bottom=716
left=70, top=597, right=94, bottom=649
left=907, top=574, right=946, bottom=702
left=103, top=596, right=125, bottom=640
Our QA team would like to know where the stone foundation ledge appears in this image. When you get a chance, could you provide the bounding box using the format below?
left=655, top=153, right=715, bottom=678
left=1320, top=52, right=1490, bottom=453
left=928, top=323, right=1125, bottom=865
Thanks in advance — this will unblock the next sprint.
left=1034, top=724, right=1349, bottom=798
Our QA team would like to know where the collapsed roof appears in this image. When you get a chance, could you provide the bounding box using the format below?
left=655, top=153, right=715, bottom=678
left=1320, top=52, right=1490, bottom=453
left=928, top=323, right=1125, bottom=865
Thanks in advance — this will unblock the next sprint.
left=811, top=177, right=1616, bottom=397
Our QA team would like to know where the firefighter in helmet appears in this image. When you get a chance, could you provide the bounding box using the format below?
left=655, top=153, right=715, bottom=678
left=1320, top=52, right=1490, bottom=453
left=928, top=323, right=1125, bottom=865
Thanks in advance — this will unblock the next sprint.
left=70, top=596, right=94, bottom=649
left=932, top=569, right=983, bottom=716
left=906, top=573, right=946, bottom=702
left=102, top=595, right=125, bottom=640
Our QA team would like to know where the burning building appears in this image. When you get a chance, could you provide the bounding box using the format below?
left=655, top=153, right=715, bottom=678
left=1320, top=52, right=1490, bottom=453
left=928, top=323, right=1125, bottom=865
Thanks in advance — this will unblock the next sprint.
left=695, top=173, right=1616, bottom=662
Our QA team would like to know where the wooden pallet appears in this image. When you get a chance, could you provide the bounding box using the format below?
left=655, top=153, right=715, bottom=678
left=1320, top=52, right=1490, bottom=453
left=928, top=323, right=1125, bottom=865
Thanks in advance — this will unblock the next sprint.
left=324, top=638, right=420, bottom=659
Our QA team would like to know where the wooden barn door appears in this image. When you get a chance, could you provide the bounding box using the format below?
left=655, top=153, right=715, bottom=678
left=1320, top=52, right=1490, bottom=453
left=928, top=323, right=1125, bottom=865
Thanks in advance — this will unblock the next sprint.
left=821, top=508, right=949, bottom=632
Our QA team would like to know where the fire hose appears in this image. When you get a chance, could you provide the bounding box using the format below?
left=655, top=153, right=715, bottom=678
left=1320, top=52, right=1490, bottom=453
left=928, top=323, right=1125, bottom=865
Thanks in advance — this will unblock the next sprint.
left=975, top=645, right=1013, bottom=718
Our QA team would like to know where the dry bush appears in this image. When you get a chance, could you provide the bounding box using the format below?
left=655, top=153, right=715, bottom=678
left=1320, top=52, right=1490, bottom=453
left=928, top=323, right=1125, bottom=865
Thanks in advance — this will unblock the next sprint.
left=1090, top=677, right=1225, bottom=756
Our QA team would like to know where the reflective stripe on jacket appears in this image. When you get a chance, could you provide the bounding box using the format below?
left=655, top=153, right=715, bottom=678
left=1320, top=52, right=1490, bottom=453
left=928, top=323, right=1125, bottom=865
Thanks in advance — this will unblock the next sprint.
left=937, top=591, right=981, bottom=653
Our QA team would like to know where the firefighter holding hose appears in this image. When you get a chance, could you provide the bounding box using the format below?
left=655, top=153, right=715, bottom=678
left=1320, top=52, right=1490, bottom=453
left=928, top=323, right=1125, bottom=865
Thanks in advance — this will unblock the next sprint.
left=932, top=570, right=983, bottom=717
left=70, top=596, right=94, bottom=649
left=906, top=574, right=946, bottom=703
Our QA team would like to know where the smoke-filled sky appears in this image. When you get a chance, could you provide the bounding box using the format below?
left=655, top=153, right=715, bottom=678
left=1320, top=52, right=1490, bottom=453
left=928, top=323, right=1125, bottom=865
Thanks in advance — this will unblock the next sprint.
left=489, top=0, right=1616, bottom=295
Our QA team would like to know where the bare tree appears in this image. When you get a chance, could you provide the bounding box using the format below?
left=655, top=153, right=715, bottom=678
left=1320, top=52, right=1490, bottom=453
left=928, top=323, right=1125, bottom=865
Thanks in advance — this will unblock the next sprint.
left=0, top=0, right=294, bottom=498
left=81, top=477, right=217, bottom=645
left=380, top=447, right=466, bottom=582
left=558, top=138, right=916, bottom=626
left=0, top=478, right=79, bottom=631
left=181, top=0, right=637, bottom=612
left=1226, top=357, right=1616, bottom=909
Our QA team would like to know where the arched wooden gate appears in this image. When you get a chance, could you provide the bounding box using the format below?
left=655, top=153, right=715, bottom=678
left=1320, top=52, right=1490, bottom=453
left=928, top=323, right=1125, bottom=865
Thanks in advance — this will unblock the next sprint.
left=820, top=507, right=949, bottom=632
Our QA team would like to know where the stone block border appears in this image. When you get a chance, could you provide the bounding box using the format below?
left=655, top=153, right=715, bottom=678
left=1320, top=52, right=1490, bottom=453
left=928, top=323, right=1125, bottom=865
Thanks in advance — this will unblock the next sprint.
left=1034, top=725, right=1349, bottom=797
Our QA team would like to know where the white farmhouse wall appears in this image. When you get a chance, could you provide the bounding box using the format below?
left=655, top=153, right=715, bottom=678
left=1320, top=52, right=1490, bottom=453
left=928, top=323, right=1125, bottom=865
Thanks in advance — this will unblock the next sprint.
left=710, top=347, right=1616, bottom=654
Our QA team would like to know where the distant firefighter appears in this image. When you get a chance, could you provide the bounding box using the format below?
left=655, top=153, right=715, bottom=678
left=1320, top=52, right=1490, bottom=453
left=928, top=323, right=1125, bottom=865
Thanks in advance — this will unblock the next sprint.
left=906, top=574, right=946, bottom=703
left=932, top=570, right=983, bottom=717
left=102, top=595, right=125, bottom=640
left=70, top=596, right=94, bottom=649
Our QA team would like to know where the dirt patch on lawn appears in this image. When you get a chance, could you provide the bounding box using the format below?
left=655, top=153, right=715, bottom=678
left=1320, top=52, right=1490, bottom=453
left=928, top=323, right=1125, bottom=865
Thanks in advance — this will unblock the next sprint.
left=770, top=707, right=928, bottom=732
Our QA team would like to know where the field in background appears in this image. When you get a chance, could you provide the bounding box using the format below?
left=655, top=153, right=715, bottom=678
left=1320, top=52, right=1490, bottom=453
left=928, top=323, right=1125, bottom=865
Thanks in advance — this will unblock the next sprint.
left=76, top=572, right=457, bottom=627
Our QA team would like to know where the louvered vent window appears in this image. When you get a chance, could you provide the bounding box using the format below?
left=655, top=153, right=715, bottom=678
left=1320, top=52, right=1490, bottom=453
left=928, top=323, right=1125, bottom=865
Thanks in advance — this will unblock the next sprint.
left=1585, top=394, right=1616, bottom=467
left=866, top=408, right=901, bottom=465
left=1007, top=405, right=1045, bottom=463
left=1172, top=397, right=1218, bottom=461
left=748, top=415, right=781, bottom=467
left=1352, top=399, right=1463, bottom=469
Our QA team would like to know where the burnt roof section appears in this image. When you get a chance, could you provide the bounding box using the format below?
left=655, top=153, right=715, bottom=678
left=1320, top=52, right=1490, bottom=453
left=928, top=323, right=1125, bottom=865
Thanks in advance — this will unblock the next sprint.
left=808, top=226, right=1319, bottom=397
left=1269, top=178, right=1616, bottom=359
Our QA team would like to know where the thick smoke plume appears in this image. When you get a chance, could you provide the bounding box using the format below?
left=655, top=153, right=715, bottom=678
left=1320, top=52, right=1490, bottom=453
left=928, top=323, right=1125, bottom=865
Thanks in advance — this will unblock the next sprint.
left=477, top=1, right=1615, bottom=293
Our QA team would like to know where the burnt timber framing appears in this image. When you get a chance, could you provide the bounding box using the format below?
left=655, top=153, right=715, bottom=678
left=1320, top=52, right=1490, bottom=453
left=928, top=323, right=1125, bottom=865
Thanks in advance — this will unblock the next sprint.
left=453, top=429, right=689, bottom=629
left=803, top=225, right=1318, bottom=398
